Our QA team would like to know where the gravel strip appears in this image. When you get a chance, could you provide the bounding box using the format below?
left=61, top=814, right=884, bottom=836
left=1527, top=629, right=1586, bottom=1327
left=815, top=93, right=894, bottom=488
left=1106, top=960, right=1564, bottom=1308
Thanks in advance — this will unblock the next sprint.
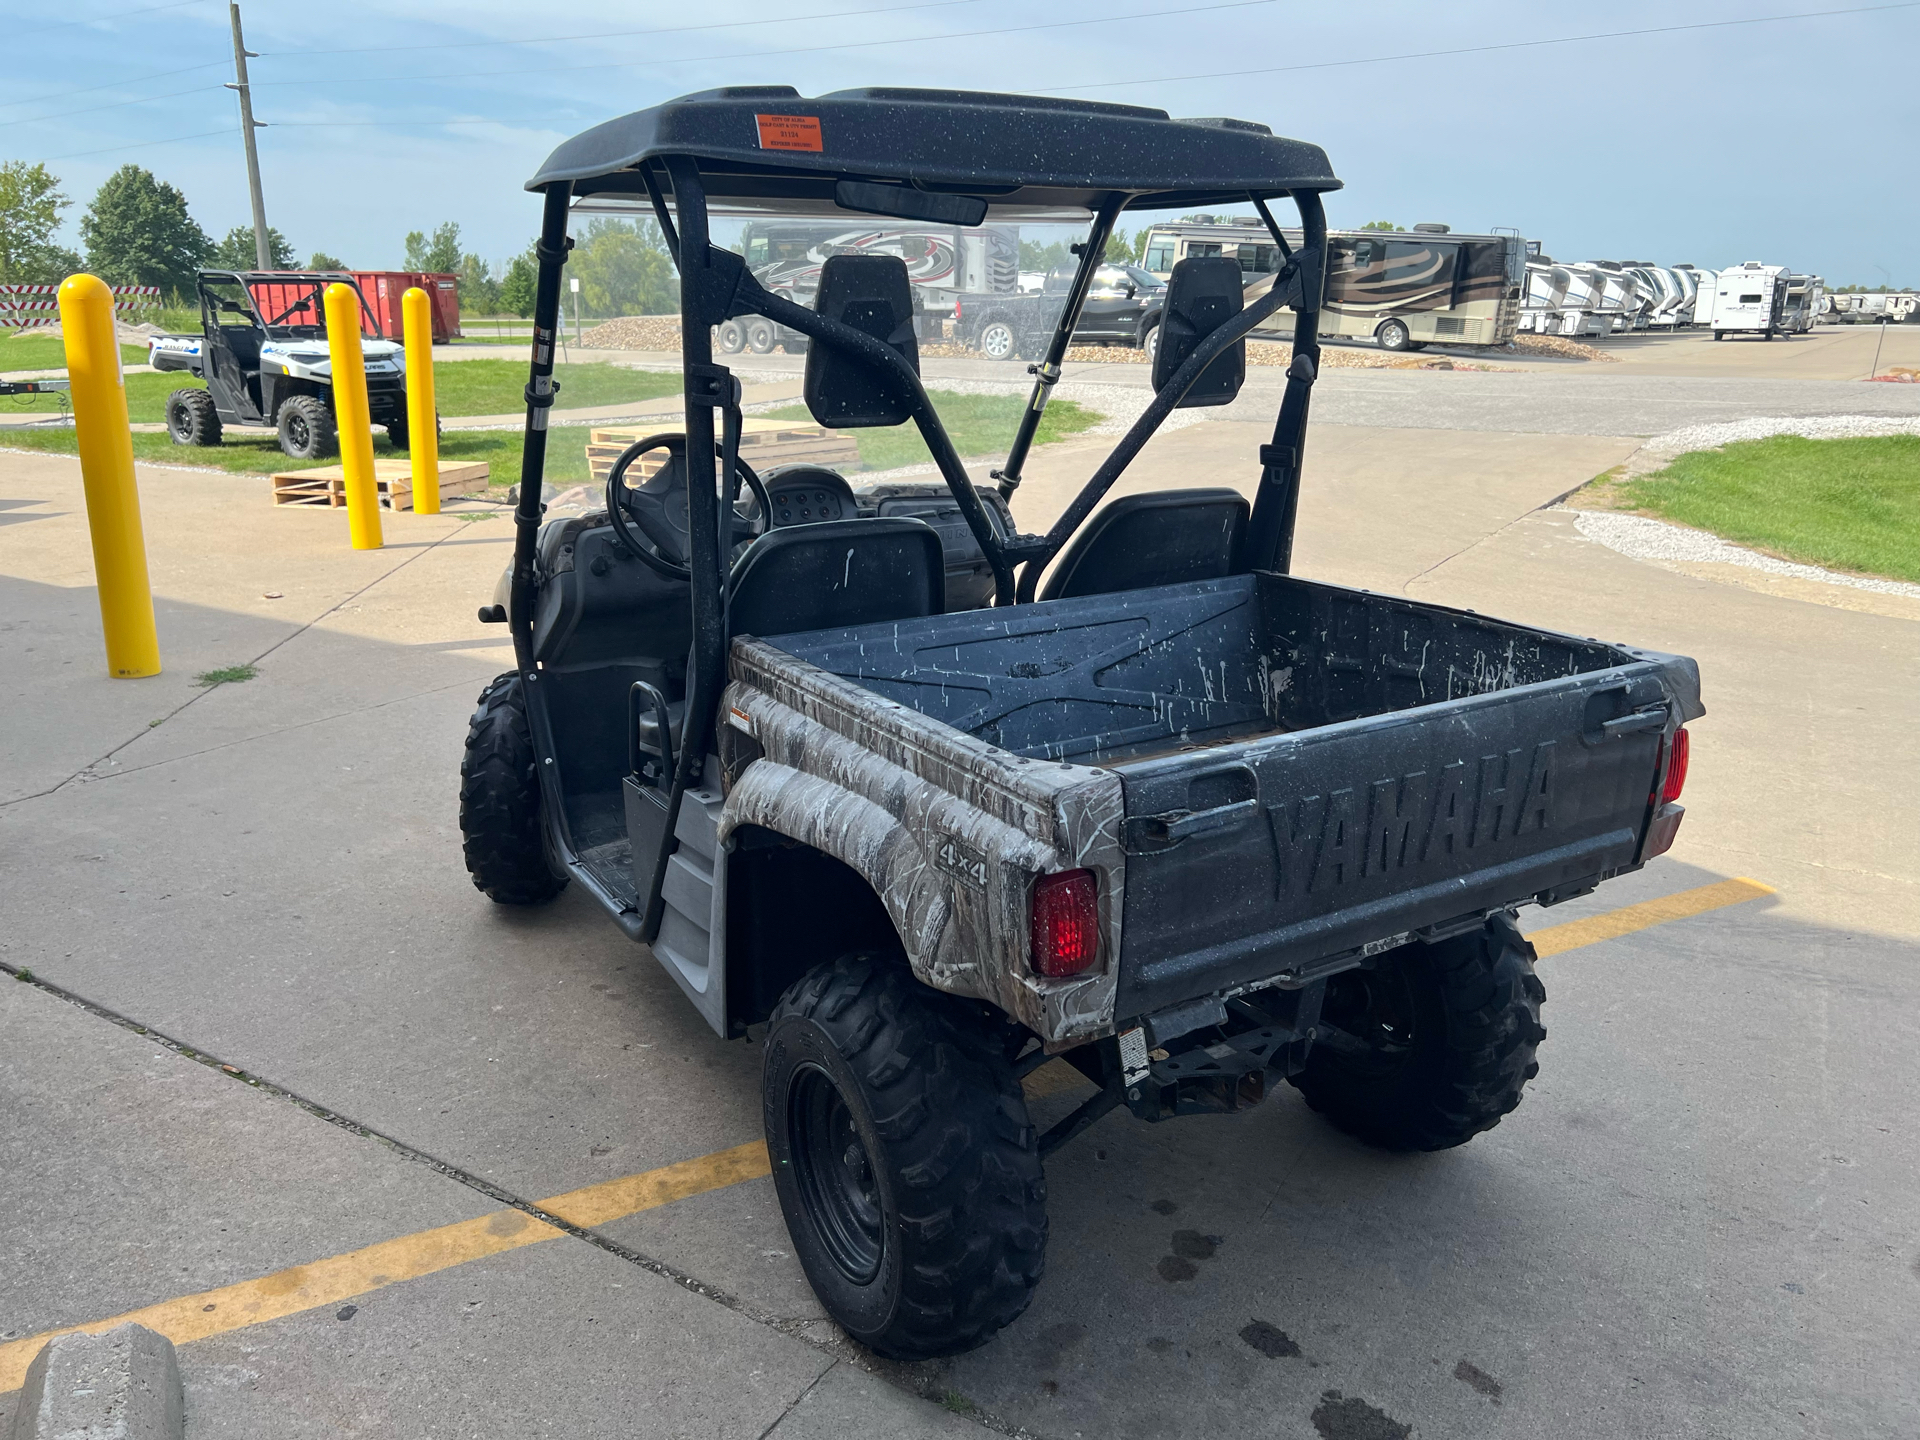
left=1569, top=510, right=1920, bottom=598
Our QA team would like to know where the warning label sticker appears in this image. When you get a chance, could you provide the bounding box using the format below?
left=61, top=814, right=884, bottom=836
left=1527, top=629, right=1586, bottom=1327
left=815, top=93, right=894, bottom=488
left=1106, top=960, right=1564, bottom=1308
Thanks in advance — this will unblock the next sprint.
left=755, top=114, right=824, bottom=152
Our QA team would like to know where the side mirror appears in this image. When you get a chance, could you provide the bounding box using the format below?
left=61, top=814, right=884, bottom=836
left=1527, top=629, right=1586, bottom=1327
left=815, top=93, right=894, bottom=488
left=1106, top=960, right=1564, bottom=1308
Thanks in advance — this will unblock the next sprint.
left=803, top=253, right=920, bottom=429
left=1125, top=284, right=1138, bottom=299
left=1151, top=256, right=1246, bottom=407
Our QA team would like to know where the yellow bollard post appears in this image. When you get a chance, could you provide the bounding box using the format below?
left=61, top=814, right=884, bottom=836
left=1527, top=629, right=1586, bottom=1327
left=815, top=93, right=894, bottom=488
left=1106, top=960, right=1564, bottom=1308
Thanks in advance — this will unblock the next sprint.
left=401, top=286, right=440, bottom=514
left=58, top=273, right=161, bottom=678
left=324, top=281, right=382, bottom=549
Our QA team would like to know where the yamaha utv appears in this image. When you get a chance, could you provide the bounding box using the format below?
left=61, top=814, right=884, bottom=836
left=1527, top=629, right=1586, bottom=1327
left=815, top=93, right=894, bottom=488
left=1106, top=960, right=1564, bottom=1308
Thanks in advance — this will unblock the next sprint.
left=462, top=87, right=1701, bottom=1359
left=148, top=270, right=412, bottom=460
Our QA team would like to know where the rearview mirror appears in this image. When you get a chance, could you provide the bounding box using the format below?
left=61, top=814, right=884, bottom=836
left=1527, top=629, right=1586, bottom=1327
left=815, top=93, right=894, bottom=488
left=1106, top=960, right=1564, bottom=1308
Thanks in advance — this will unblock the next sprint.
left=803, top=253, right=920, bottom=428
left=1151, top=256, right=1246, bottom=407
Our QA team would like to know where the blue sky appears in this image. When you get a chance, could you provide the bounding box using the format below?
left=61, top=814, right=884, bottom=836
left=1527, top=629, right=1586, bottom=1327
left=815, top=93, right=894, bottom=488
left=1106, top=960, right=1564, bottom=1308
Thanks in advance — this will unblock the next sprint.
left=5, top=0, right=1916, bottom=284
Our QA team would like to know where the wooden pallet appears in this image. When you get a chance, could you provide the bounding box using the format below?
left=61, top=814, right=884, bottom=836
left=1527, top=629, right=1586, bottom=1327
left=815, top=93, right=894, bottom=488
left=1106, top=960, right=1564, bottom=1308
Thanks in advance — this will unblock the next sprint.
left=270, top=459, right=490, bottom=511
left=586, top=418, right=859, bottom=485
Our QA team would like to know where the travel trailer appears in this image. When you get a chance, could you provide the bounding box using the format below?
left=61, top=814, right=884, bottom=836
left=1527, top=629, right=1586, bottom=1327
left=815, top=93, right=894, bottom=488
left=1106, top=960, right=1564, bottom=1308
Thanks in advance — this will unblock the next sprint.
left=1711, top=262, right=1789, bottom=339
left=1140, top=218, right=1525, bottom=349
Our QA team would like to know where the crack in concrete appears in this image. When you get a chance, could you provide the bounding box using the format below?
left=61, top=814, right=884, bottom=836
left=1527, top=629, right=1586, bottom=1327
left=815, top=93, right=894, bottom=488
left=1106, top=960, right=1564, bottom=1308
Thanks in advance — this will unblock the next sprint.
left=1, top=521, right=472, bottom=811
left=1398, top=479, right=1595, bottom=594
left=0, top=964, right=1013, bottom=1435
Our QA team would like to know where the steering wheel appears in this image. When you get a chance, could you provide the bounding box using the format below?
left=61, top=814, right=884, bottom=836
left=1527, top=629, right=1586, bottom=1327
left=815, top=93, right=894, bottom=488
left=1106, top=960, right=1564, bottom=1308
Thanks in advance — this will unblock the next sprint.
left=604, top=433, right=770, bottom=581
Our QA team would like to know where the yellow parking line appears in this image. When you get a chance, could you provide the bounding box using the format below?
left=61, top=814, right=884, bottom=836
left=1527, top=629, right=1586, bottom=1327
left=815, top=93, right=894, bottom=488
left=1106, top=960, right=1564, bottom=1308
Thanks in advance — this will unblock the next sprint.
left=0, top=1141, right=769, bottom=1394
left=4, top=877, right=1776, bottom=1390
left=1527, top=877, right=1774, bottom=957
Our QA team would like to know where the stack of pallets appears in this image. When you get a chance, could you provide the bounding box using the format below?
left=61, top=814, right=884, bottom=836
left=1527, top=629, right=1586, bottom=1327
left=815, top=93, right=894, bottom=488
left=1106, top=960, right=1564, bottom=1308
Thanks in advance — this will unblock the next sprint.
left=585, top=419, right=859, bottom=485
left=270, top=459, right=490, bottom=511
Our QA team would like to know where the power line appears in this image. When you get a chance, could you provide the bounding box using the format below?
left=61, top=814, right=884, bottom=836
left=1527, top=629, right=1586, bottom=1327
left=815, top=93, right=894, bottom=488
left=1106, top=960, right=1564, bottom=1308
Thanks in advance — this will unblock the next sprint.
left=0, top=83, right=229, bottom=129
left=0, top=60, right=228, bottom=113
left=250, top=0, right=1285, bottom=89
left=33, top=0, right=1916, bottom=166
left=1042, top=0, right=1920, bottom=91
left=265, top=0, right=992, bottom=57
left=10, top=0, right=211, bottom=41
left=39, top=126, right=234, bottom=162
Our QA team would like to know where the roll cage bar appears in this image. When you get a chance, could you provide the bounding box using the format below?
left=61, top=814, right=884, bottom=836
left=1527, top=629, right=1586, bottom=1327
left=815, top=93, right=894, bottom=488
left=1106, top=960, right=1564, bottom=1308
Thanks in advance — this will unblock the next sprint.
left=507, top=164, right=1327, bottom=943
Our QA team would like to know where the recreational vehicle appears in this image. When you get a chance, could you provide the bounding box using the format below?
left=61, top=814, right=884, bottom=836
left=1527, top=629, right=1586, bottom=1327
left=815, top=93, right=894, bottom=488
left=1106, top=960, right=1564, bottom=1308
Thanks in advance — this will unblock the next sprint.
left=1141, top=219, right=1525, bottom=349
left=1712, top=262, right=1789, bottom=339
left=1780, top=274, right=1824, bottom=333
left=1675, top=265, right=1716, bottom=327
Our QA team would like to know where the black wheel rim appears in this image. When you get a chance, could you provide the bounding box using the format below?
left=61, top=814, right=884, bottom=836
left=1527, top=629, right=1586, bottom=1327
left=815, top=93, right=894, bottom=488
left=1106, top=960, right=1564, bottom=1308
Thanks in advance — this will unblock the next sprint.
left=789, top=1063, right=884, bottom=1285
left=1321, top=967, right=1417, bottom=1077
left=286, top=413, right=309, bottom=450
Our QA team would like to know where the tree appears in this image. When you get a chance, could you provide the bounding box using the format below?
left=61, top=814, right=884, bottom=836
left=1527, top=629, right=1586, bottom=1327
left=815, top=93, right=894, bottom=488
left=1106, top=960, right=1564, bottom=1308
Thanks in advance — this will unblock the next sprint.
left=1358, top=220, right=1405, bottom=232
left=0, top=161, right=74, bottom=284
left=308, top=251, right=346, bottom=270
left=80, top=165, right=213, bottom=293
left=403, top=222, right=462, bottom=274
left=1104, top=229, right=1147, bottom=265
left=210, top=224, right=295, bottom=270
left=568, top=218, right=675, bottom=317
left=1019, top=238, right=1071, bottom=274
left=498, top=247, right=537, bottom=317
left=458, top=251, right=499, bottom=315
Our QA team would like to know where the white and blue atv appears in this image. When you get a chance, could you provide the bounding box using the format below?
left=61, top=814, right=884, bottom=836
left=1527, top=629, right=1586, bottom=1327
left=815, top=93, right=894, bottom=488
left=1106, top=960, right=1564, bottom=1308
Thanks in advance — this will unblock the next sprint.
left=148, top=270, right=414, bottom=460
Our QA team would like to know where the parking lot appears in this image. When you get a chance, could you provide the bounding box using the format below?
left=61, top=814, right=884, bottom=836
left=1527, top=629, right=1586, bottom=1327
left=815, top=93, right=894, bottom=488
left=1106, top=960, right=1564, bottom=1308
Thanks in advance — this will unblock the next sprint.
left=4, top=330, right=1918, bottom=1438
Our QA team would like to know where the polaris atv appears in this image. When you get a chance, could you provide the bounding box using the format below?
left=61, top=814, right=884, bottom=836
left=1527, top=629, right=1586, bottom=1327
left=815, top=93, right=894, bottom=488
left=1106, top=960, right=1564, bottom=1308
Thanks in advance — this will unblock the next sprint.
left=148, top=270, right=412, bottom=460
left=462, top=87, right=1701, bottom=1361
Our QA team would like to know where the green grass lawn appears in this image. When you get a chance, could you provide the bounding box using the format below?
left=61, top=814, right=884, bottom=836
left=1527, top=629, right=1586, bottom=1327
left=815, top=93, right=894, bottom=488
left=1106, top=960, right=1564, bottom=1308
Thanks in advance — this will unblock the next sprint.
left=1, top=335, right=150, bottom=372
left=766, top=389, right=1100, bottom=471
left=1, top=386, right=1099, bottom=496
left=1, top=424, right=594, bottom=492
left=1616, top=434, right=1920, bottom=583
left=0, top=359, right=678, bottom=422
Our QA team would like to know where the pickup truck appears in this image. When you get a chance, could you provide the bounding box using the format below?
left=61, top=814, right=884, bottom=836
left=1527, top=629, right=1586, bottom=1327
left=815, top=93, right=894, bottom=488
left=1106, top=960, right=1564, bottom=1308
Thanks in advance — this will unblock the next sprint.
left=954, top=260, right=1165, bottom=359
left=474, top=86, right=1701, bottom=1363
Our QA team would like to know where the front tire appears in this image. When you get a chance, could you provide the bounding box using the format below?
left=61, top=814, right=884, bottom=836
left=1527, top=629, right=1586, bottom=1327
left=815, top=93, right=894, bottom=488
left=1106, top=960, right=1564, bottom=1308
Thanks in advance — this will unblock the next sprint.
left=166, top=388, right=221, bottom=447
left=765, top=953, right=1047, bottom=1359
left=1140, top=320, right=1161, bottom=364
left=459, top=673, right=566, bottom=905
left=1290, top=913, right=1545, bottom=1151
left=276, top=394, right=337, bottom=461
left=1376, top=318, right=1413, bottom=351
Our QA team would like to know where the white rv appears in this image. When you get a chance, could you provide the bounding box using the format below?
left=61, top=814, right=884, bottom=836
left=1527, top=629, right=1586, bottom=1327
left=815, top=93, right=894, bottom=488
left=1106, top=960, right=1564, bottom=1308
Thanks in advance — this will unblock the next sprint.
left=1675, top=265, right=1716, bottom=327
left=1711, top=262, right=1789, bottom=340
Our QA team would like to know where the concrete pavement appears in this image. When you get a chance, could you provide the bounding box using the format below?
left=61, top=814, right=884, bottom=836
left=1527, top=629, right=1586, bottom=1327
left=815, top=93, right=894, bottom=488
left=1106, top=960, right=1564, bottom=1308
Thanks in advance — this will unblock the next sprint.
left=3, top=352, right=1916, bottom=1437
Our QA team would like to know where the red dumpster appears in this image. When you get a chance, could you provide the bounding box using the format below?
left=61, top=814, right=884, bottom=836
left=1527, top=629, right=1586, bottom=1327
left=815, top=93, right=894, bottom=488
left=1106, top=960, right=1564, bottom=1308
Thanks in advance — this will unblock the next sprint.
left=351, top=271, right=462, bottom=340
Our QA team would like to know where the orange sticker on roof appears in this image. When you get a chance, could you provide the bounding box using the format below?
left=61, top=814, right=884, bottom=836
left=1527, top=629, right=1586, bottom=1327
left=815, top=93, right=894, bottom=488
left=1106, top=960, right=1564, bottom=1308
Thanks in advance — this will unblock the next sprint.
left=756, top=114, right=823, bottom=152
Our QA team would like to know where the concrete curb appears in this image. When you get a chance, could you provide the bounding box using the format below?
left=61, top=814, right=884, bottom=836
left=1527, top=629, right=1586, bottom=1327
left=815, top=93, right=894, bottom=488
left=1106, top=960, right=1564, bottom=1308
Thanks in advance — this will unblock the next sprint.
left=5, top=1325, right=183, bottom=1440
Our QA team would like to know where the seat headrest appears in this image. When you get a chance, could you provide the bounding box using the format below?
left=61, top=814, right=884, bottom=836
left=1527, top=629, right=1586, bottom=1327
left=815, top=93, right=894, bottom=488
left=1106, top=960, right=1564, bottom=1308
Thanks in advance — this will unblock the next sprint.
left=803, top=253, right=920, bottom=429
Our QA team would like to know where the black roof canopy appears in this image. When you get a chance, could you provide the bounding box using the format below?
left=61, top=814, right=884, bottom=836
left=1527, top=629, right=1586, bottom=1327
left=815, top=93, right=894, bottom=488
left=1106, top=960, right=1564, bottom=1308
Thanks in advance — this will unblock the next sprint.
left=528, top=86, right=1341, bottom=213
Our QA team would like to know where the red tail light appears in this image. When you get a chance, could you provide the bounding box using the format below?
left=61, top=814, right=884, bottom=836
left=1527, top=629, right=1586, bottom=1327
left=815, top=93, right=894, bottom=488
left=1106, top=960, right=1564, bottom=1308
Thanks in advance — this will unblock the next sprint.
left=1661, top=727, right=1690, bottom=803
left=953, top=300, right=962, bottom=320
left=1030, top=869, right=1099, bottom=978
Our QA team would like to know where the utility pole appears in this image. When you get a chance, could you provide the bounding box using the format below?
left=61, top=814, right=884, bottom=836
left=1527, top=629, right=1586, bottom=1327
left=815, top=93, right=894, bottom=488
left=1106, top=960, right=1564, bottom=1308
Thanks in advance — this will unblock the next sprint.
left=225, top=2, right=271, bottom=270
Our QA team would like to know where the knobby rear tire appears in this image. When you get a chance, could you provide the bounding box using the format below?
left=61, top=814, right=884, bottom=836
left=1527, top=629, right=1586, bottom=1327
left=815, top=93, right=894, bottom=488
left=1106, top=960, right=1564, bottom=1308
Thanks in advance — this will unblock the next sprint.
left=765, top=953, right=1047, bottom=1360
left=1290, top=912, right=1546, bottom=1151
left=166, top=388, right=221, bottom=447
left=459, top=672, right=567, bottom=905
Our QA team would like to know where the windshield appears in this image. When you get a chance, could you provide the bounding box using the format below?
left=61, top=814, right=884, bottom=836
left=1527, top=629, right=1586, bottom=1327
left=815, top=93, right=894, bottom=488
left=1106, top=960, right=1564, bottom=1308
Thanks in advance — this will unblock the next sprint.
left=214, top=276, right=381, bottom=341
left=567, top=194, right=1289, bottom=503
